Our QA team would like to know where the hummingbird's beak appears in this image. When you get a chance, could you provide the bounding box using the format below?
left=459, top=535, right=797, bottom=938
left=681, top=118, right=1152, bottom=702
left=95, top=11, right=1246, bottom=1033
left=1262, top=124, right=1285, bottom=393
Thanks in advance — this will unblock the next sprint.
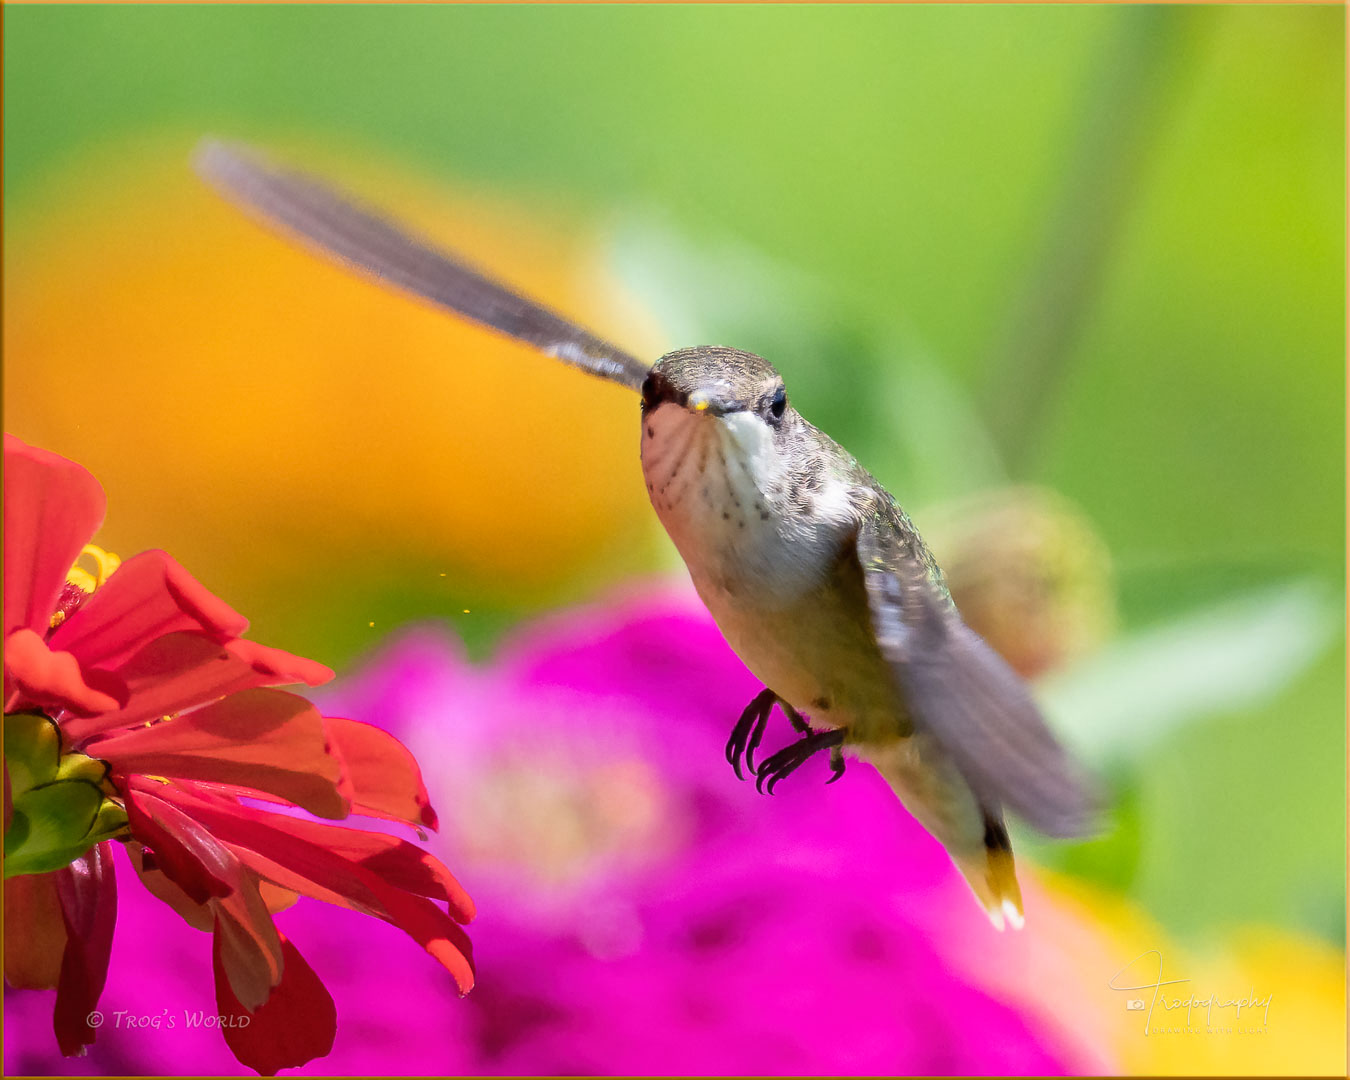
left=687, top=389, right=739, bottom=417
left=640, top=369, right=739, bottom=417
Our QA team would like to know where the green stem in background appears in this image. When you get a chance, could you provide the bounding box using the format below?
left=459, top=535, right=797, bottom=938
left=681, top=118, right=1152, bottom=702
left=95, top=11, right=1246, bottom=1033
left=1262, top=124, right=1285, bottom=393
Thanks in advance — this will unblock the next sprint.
left=982, top=6, right=1198, bottom=475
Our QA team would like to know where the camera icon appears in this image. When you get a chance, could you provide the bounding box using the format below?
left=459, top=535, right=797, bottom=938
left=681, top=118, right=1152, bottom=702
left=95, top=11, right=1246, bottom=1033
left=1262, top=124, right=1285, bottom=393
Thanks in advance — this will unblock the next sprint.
left=1125, top=999, right=1146, bottom=1011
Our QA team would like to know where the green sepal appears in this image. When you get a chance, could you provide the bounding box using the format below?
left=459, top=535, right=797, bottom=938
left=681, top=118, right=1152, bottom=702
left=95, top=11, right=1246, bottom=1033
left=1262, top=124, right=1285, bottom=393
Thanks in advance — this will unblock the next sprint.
left=3, top=711, right=127, bottom=878
left=4, top=711, right=63, bottom=794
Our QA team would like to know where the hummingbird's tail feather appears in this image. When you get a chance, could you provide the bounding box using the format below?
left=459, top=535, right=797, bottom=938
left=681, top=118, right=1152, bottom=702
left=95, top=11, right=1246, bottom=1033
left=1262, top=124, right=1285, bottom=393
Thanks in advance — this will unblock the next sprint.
left=863, top=738, right=1026, bottom=928
left=951, top=817, right=1025, bottom=931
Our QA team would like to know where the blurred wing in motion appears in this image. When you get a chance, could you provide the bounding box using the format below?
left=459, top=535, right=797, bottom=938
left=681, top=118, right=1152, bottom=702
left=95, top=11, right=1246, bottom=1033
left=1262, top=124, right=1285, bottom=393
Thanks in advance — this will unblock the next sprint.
left=193, top=138, right=652, bottom=391
left=855, top=506, right=1098, bottom=839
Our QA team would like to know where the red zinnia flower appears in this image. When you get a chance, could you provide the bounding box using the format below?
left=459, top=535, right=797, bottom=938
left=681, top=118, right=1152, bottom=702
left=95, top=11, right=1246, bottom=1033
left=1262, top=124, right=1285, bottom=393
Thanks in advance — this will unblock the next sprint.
left=3, top=434, right=475, bottom=1075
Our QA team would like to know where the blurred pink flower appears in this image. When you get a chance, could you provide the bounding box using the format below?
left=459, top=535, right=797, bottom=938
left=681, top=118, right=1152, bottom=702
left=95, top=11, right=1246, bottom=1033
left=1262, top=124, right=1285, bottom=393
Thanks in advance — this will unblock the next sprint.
left=8, top=585, right=1099, bottom=1075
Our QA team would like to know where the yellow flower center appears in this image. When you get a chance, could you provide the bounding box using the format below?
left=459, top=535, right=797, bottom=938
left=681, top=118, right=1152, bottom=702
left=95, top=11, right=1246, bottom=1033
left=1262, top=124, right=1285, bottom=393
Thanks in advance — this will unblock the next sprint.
left=49, top=544, right=122, bottom=629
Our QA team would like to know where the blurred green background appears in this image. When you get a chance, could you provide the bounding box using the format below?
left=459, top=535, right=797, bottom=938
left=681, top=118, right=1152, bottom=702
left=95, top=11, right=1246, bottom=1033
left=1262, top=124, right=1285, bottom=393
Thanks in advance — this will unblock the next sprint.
left=4, top=2, right=1343, bottom=973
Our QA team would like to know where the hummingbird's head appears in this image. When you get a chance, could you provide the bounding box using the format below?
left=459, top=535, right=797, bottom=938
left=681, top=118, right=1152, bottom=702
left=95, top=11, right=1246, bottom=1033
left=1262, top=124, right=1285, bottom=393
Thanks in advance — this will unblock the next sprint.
left=639, top=346, right=854, bottom=591
left=640, top=346, right=822, bottom=524
left=641, top=346, right=788, bottom=426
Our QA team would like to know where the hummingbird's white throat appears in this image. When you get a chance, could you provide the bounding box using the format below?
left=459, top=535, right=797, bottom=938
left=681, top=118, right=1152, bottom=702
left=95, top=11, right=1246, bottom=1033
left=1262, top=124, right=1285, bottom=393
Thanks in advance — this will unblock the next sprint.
left=640, top=402, right=852, bottom=598
left=641, top=403, right=781, bottom=523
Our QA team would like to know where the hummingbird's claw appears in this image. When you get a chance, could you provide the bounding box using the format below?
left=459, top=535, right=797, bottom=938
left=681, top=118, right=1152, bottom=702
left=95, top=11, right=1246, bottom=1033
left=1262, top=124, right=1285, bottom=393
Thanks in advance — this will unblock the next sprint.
left=727, top=691, right=829, bottom=784
left=743, top=699, right=774, bottom=776
left=826, top=744, right=847, bottom=784
left=755, top=728, right=846, bottom=795
left=726, top=689, right=777, bottom=781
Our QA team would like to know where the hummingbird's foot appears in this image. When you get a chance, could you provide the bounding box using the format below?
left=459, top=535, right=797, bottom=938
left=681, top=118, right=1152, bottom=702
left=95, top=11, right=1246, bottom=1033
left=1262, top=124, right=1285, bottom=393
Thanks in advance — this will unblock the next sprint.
left=826, top=743, right=847, bottom=784
left=726, top=689, right=776, bottom=781
left=779, top=700, right=814, bottom=738
left=755, top=728, right=846, bottom=795
left=726, top=690, right=812, bottom=780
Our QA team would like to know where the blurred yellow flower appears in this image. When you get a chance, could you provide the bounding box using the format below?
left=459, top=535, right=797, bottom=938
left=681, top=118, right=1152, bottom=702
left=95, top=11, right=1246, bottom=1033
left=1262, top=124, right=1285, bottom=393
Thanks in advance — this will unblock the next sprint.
left=948, top=870, right=1347, bottom=1076
left=4, top=139, right=666, bottom=656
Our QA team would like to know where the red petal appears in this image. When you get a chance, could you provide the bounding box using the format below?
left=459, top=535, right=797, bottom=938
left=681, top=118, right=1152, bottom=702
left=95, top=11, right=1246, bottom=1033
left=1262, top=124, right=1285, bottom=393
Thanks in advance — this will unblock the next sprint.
left=314, top=830, right=474, bottom=923
left=258, top=880, right=299, bottom=915
left=94, top=689, right=346, bottom=819
left=125, top=779, right=236, bottom=904
left=164, top=782, right=473, bottom=920
left=136, top=837, right=297, bottom=933
left=128, top=841, right=214, bottom=931
left=324, top=715, right=438, bottom=830
left=52, top=842, right=117, bottom=1057
left=239, top=845, right=475, bottom=993
left=3, top=435, right=106, bottom=638
left=49, top=550, right=249, bottom=670
left=214, top=932, right=336, bottom=1076
left=3, top=870, right=69, bottom=989
left=158, top=784, right=475, bottom=991
left=213, top=877, right=286, bottom=1013
left=3, top=628, right=123, bottom=716
left=125, top=783, right=283, bottom=1008
left=229, top=639, right=333, bottom=689
left=62, top=632, right=334, bottom=742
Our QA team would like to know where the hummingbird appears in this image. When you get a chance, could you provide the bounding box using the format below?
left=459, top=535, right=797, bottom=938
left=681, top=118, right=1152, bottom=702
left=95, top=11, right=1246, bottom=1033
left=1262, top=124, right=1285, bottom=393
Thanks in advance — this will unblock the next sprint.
left=194, top=140, right=1095, bottom=929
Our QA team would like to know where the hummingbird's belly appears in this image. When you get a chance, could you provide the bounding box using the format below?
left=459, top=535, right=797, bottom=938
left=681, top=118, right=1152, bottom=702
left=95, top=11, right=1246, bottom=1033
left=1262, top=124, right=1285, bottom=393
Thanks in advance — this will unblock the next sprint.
left=641, top=403, right=907, bottom=743
left=693, top=552, right=909, bottom=745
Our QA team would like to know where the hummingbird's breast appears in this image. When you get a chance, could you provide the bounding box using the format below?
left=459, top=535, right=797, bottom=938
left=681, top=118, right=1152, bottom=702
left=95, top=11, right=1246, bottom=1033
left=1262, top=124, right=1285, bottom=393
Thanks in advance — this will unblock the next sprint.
left=639, top=403, right=904, bottom=738
left=639, top=404, right=850, bottom=599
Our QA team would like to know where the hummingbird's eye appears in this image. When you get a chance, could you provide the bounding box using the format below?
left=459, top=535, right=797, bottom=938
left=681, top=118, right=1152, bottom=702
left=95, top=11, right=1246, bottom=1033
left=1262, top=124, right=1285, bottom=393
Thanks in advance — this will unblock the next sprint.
left=768, top=386, right=787, bottom=422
